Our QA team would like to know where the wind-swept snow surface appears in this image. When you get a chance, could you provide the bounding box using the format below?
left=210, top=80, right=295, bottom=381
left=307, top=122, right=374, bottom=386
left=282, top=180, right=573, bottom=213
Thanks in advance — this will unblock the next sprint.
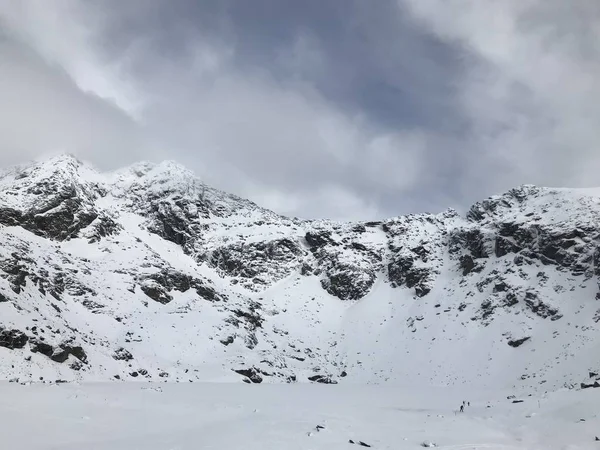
left=2, top=382, right=598, bottom=450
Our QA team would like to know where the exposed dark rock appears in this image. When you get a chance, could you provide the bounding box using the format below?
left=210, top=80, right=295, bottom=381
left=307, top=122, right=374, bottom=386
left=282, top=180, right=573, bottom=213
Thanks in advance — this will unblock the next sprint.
left=450, top=229, right=489, bottom=258
left=70, top=360, right=83, bottom=371
left=144, top=198, right=207, bottom=248
left=459, top=255, right=476, bottom=275
left=524, top=292, right=562, bottom=320
left=59, top=344, right=87, bottom=363
left=308, top=374, right=337, bottom=384
left=65, top=277, right=95, bottom=297
left=0, top=207, right=23, bottom=227
left=234, top=368, right=263, bottom=384
left=113, top=347, right=134, bottom=361
left=364, top=221, right=381, bottom=228
left=210, top=238, right=303, bottom=283
left=388, top=256, right=432, bottom=296
left=415, top=284, right=431, bottom=297
left=146, top=269, right=192, bottom=293
left=504, top=293, right=519, bottom=307
left=300, top=263, right=314, bottom=276
left=0, top=255, right=31, bottom=294
left=352, top=224, right=366, bottom=233
left=0, top=329, right=29, bottom=349
left=351, top=242, right=368, bottom=252
left=321, top=267, right=376, bottom=301
left=508, top=337, right=531, bottom=348
left=495, top=237, right=521, bottom=258
left=220, top=336, right=234, bottom=346
left=50, top=348, right=71, bottom=363
left=30, top=339, right=87, bottom=364
left=305, top=231, right=335, bottom=249
left=0, top=183, right=100, bottom=241
left=411, top=244, right=430, bottom=261
left=480, top=299, right=496, bottom=321
left=232, top=307, right=263, bottom=330
left=87, top=215, right=122, bottom=243
left=81, top=299, right=105, bottom=311
left=31, top=196, right=98, bottom=241
left=193, top=280, right=226, bottom=302
left=140, top=282, right=173, bottom=304
left=493, top=282, right=509, bottom=293
left=30, top=340, right=54, bottom=358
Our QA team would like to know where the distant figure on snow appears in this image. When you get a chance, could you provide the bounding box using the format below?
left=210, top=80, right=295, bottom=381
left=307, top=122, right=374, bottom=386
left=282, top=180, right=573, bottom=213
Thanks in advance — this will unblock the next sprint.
left=460, top=404, right=464, bottom=413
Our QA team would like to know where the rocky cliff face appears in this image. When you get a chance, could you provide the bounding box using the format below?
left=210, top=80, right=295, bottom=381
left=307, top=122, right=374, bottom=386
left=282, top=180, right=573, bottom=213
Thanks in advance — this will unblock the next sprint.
left=0, top=155, right=598, bottom=390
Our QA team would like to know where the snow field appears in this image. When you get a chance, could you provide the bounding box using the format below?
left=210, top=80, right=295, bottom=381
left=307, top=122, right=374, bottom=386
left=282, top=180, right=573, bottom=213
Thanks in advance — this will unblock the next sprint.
left=1, top=382, right=598, bottom=450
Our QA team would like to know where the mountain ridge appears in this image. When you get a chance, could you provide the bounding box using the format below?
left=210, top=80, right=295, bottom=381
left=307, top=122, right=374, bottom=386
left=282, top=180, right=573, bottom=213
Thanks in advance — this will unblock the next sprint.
left=0, top=154, right=598, bottom=391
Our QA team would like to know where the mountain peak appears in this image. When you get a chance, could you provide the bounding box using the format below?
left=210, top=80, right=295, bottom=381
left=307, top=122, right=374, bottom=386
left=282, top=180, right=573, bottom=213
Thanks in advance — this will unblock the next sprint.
left=34, top=152, right=84, bottom=166
left=0, top=156, right=598, bottom=390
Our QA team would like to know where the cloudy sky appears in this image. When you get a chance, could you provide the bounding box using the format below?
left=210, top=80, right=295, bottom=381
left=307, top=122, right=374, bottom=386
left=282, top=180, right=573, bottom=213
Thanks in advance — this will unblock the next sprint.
left=0, top=0, right=598, bottom=220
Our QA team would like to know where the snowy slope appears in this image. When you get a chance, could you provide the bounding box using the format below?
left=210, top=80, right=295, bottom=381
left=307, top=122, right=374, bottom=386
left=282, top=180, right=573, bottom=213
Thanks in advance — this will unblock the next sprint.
left=0, top=154, right=598, bottom=391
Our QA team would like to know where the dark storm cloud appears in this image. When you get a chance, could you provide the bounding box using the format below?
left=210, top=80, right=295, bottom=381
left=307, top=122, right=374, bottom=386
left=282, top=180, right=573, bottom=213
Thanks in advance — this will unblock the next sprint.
left=89, top=0, right=465, bottom=218
left=97, top=0, right=463, bottom=130
left=0, top=1, right=598, bottom=220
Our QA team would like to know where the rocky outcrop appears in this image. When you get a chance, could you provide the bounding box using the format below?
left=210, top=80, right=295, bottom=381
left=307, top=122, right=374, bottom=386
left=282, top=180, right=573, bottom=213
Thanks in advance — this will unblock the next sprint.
left=308, top=374, right=337, bottom=384
left=113, top=347, right=134, bottom=361
left=30, top=339, right=88, bottom=364
left=388, top=255, right=432, bottom=297
left=0, top=159, right=101, bottom=241
left=138, top=269, right=226, bottom=304
left=145, top=197, right=208, bottom=249
left=0, top=329, right=28, bottom=349
left=210, top=238, right=304, bottom=289
left=85, top=215, right=122, bottom=243
left=508, top=336, right=531, bottom=348
left=305, top=226, right=383, bottom=301
left=233, top=367, right=264, bottom=384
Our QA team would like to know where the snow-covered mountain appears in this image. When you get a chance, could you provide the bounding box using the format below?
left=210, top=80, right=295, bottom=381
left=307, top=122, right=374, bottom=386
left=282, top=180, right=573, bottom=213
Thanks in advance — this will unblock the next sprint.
left=0, top=154, right=598, bottom=390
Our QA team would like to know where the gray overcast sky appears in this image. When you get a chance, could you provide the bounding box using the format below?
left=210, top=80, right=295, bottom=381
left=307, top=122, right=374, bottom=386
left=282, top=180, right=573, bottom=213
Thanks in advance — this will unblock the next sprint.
left=0, top=0, right=599, bottom=220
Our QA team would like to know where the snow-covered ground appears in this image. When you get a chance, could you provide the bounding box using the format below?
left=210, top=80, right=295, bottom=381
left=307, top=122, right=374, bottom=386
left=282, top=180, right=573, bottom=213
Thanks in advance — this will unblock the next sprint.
left=3, top=382, right=598, bottom=449
left=0, top=156, right=599, bottom=449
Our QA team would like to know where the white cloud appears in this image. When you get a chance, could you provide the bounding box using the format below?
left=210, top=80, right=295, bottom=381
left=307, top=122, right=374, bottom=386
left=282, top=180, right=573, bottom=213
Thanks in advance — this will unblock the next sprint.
left=399, top=0, right=600, bottom=194
left=0, top=0, right=437, bottom=219
left=0, top=0, right=142, bottom=117
left=0, top=36, right=150, bottom=169
left=7, top=0, right=597, bottom=220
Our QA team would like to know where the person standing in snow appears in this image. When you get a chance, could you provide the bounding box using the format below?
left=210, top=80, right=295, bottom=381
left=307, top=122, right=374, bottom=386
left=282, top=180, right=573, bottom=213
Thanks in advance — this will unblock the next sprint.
left=460, top=404, right=464, bottom=413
